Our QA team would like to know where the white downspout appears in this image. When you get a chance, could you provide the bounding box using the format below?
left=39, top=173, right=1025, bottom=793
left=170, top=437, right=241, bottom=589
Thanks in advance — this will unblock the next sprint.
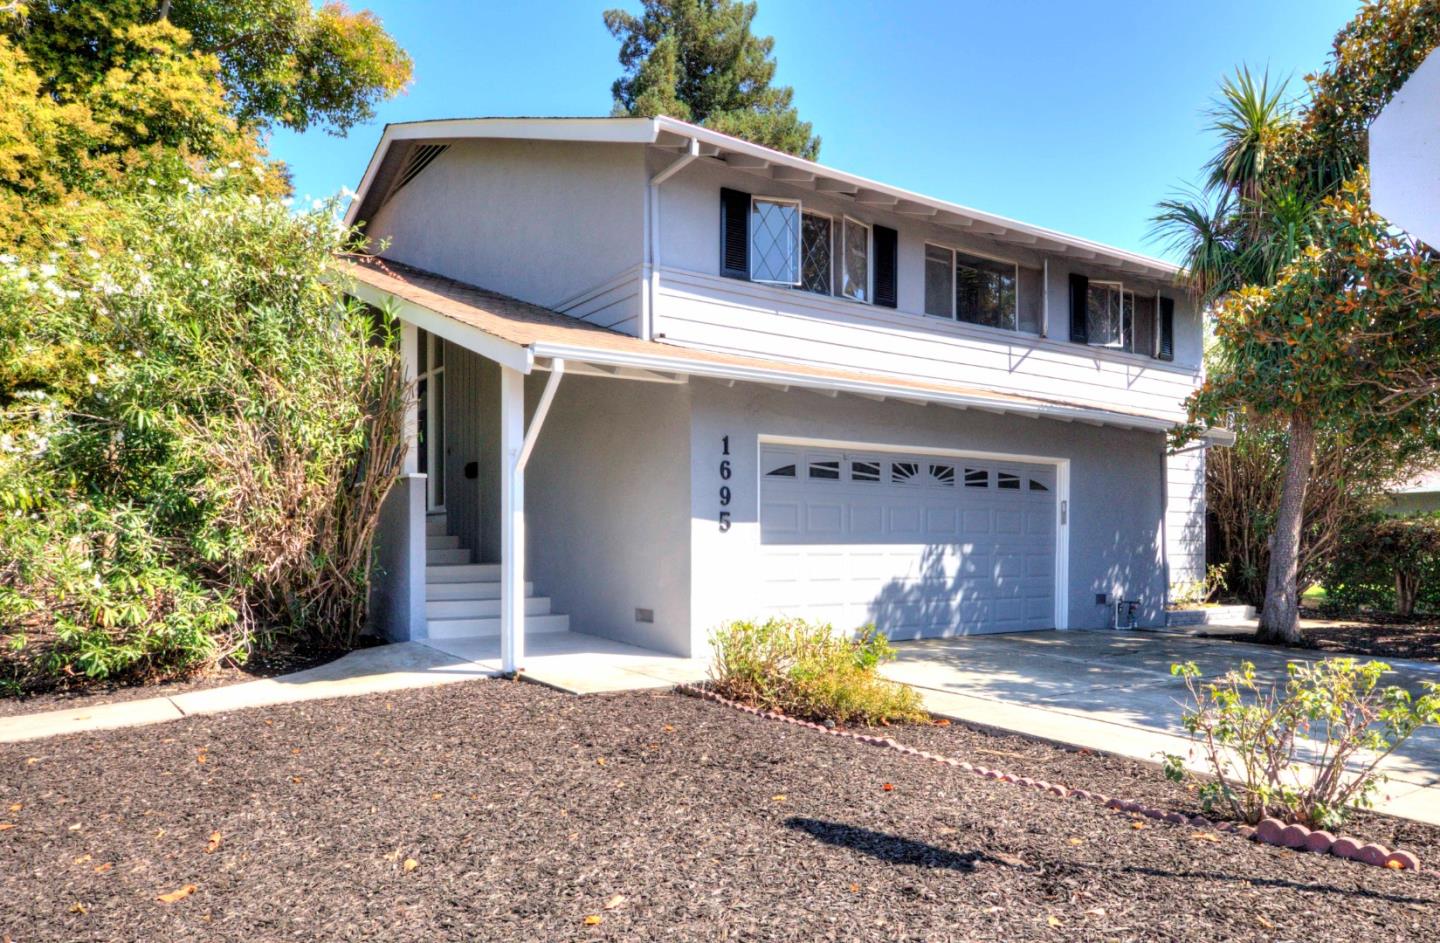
left=499, top=359, right=565, bottom=674
left=644, top=138, right=700, bottom=340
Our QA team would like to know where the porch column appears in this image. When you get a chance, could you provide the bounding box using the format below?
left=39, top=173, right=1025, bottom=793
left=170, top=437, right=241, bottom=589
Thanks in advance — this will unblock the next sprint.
left=373, top=321, right=426, bottom=641
left=499, top=364, right=526, bottom=672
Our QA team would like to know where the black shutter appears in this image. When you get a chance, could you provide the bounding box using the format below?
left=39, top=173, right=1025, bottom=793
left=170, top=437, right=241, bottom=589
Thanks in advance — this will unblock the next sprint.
left=1068, top=272, right=1089, bottom=343
left=873, top=225, right=898, bottom=308
left=1158, top=296, right=1175, bottom=361
left=719, top=187, right=750, bottom=279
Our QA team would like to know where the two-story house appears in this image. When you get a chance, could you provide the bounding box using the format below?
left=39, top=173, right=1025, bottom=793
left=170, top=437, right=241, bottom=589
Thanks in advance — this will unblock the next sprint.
left=342, top=117, right=1226, bottom=672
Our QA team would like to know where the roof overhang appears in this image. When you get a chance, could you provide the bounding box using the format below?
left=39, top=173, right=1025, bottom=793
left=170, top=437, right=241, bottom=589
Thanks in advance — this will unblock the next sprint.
left=335, top=254, right=1227, bottom=445
left=345, top=116, right=1183, bottom=286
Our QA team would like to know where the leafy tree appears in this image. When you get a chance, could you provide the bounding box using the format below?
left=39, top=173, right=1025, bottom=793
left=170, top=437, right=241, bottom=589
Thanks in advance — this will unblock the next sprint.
left=1156, top=0, right=1440, bottom=645
left=604, top=0, right=820, bottom=158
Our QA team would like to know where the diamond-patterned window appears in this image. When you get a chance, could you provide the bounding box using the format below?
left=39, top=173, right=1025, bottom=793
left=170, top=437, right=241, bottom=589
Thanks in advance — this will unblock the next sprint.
left=842, top=217, right=870, bottom=302
left=851, top=460, right=881, bottom=482
left=750, top=199, right=801, bottom=285
left=930, top=464, right=956, bottom=486
left=891, top=461, right=919, bottom=484
left=800, top=213, right=832, bottom=295
left=997, top=472, right=1022, bottom=490
left=964, top=468, right=989, bottom=488
left=1087, top=281, right=1125, bottom=349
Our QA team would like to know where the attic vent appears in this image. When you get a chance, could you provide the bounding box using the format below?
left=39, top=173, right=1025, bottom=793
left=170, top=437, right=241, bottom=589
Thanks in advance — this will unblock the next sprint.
left=394, top=144, right=449, bottom=193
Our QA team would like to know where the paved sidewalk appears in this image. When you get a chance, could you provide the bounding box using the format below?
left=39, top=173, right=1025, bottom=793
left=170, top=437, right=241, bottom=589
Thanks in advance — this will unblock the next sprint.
left=881, top=629, right=1440, bottom=826
left=0, top=633, right=706, bottom=744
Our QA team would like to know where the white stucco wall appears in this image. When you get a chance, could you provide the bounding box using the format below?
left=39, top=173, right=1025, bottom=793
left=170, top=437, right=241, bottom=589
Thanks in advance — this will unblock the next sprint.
left=368, top=139, right=648, bottom=332
left=686, top=380, right=1171, bottom=650
left=523, top=372, right=694, bottom=654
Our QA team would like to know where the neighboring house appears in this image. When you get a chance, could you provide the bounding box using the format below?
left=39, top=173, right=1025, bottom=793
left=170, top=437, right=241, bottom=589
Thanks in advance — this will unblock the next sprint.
left=1387, top=469, right=1440, bottom=516
left=342, top=117, right=1227, bottom=671
left=1371, top=45, right=1440, bottom=249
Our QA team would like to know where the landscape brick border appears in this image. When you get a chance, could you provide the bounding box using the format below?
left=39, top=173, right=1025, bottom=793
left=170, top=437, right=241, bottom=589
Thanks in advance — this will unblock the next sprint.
left=676, top=685, right=1422, bottom=873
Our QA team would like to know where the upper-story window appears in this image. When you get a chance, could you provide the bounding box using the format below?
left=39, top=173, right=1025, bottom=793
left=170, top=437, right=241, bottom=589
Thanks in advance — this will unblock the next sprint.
left=721, top=187, right=897, bottom=308
left=1069, top=272, right=1175, bottom=361
left=924, top=244, right=1020, bottom=331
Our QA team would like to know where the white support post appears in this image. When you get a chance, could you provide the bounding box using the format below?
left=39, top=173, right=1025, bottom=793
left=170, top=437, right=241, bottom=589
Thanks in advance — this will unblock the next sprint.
left=499, top=365, right=526, bottom=672
left=402, top=322, right=420, bottom=475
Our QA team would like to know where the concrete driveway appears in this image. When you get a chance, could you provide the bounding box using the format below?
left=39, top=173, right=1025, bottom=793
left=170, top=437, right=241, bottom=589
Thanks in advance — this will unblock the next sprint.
left=880, top=629, right=1440, bottom=826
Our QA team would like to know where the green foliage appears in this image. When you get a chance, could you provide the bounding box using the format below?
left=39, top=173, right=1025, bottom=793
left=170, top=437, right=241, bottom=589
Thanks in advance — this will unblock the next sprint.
left=0, top=177, right=407, bottom=692
left=604, top=0, right=819, bottom=158
left=708, top=617, right=925, bottom=726
left=1166, top=658, right=1440, bottom=828
left=1326, top=512, right=1440, bottom=615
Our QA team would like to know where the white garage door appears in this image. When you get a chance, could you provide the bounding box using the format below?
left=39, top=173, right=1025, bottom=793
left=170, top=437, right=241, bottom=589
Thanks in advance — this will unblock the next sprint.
left=758, top=444, right=1057, bottom=638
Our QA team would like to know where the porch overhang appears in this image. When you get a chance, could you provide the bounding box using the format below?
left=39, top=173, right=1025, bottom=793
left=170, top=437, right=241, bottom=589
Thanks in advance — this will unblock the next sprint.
left=337, top=253, right=1231, bottom=445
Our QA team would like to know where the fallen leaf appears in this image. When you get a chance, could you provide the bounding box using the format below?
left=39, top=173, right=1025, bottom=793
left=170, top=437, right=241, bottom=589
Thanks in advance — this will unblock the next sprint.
left=771, top=794, right=786, bottom=802
left=583, top=915, right=602, bottom=926
left=196, top=753, right=206, bottom=765
left=1189, top=832, right=1220, bottom=843
left=25, top=757, right=38, bottom=765
left=1047, top=915, right=1064, bottom=928
left=849, top=883, right=860, bottom=893
left=69, top=902, right=86, bottom=915
left=603, top=894, right=626, bottom=910
left=74, top=854, right=92, bottom=865
left=94, top=863, right=113, bottom=874
left=403, top=858, right=418, bottom=872
left=595, top=757, right=606, bottom=767
left=290, top=777, right=302, bottom=784
left=8, top=803, right=20, bottom=812
left=153, top=828, right=166, bottom=840
left=431, top=793, right=443, bottom=801
left=68, top=822, right=82, bottom=831
left=1084, top=907, right=1107, bottom=917
left=662, top=724, right=675, bottom=733
left=156, top=884, right=197, bottom=904
left=0, top=823, right=13, bottom=831
left=205, top=832, right=222, bottom=853
left=881, top=783, right=894, bottom=792
left=936, top=826, right=957, bottom=836
left=1386, top=859, right=1405, bottom=870
left=1067, top=837, right=1085, bottom=846
left=1130, top=822, right=1147, bottom=830
left=263, top=720, right=273, bottom=726
left=1256, top=915, right=1275, bottom=930
left=991, top=852, right=1027, bottom=868
left=382, top=849, right=400, bottom=862
left=933, top=718, right=951, bottom=727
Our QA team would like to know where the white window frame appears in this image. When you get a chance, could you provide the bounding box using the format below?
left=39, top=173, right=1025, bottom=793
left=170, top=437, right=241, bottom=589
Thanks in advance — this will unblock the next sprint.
left=798, top=208, right=834, bottom=296
left=841, top=215, right=872, bottom=303
left=923, top=241, right=1025, bottom=332
left=923, top=243, right=955, bottom=319
left=749, top=196, right=803, bottom=287
left=1087, top=279, right=1127, bottom=351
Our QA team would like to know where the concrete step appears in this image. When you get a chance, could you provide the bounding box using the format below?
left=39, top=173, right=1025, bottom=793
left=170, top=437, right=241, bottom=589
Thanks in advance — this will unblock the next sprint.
left=426, top=562, right=502, bottom=583
left=1166, top=605, right=1256, bottom=627
left=426, top=534, right=460, bottom=551
left=426, top=581, right=531, bottom=601
left=426, top=547, right=473, bottom=566
left=426, top=596, right=551, bottom=620
left=425, top=613, right=571, bottom=640
left=425, top=514, right=448, bottom=537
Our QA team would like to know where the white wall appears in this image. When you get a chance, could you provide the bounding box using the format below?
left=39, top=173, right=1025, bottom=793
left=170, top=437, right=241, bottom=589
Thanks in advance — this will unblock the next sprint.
left=688, top=380, right=1171, bottom=648
left=652, top=156, right=1202, bottom=421
left=523, top=372, right=694, bottom=654
left=1165, top=448, right=1207, bottom=591
left=369, top=139, right=647, bottom=334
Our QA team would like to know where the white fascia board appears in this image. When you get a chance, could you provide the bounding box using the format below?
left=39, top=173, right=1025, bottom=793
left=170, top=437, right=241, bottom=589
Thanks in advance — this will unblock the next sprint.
left=529, top=340, right=1179, bottom=434
left=341, top=276, right=533, bottom=374
left=652, top=116, right=1181, bottom=284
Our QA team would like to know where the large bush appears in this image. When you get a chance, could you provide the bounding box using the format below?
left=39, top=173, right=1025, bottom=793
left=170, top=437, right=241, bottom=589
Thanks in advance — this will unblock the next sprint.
left=709, top=617, right=926, bottom=726
left=0, top=176, right=406, bottom=693
left=1325, top=512, right=1440, bottom=616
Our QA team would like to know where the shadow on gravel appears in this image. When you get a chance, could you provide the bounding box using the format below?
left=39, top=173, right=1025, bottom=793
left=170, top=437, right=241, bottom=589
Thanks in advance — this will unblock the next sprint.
left=785, top=818, right=980, bottom=872
left=1115, top=865, right=1438, bottom=905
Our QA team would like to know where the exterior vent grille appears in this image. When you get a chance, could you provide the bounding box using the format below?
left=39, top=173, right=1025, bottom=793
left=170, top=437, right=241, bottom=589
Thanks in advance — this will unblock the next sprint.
left=394, top=144, right=449, bottom=193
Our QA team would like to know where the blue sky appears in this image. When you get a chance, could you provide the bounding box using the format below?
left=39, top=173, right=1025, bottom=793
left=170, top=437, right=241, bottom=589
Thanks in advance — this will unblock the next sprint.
left=269, top=0, right=1359, bottom=262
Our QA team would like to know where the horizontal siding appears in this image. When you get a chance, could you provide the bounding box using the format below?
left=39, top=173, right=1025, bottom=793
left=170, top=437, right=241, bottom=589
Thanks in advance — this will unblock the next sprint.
left=552, top=265, right=642, bottom=335
left=654, top=268, right=1200, bottom=421
left=1166, top=449, right=1206, bottom=588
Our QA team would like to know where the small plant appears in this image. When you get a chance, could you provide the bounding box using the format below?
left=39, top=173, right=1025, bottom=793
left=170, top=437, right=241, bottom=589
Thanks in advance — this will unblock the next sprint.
left=1163, top=658, right=1440, bottom=828
left=1171, top=563, right=1230, bottom=608
left=708, top=617, right=926, bottom=726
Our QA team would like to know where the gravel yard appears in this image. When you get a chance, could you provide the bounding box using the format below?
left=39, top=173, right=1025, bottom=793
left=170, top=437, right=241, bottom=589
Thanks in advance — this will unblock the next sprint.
left=2, top=678, right=1437, bottom=942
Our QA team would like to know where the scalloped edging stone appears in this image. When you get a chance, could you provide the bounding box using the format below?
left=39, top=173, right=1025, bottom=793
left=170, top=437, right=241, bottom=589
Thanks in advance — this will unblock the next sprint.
left=675, top=685, right=1422, bottom=873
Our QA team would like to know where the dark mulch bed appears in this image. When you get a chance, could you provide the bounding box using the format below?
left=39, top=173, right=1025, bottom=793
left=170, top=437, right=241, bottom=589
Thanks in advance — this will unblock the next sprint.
left=3, top=681, right=1437, bottom=942
left=1296, top=617, right=1440, bottom=664
left=0, top=643, right=364, bottom=719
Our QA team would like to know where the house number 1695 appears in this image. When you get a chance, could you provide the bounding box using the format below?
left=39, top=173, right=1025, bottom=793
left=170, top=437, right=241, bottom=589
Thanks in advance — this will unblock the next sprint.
left=718, top=435, right=732, bottom=531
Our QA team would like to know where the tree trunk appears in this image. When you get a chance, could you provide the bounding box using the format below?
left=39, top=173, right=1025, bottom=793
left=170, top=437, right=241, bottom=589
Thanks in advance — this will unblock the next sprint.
left=157, top=0, right=172, bottom=22
left=1396, top=570, right=1418, bottom=618
left=1257, top=413, right=1316, bottom=645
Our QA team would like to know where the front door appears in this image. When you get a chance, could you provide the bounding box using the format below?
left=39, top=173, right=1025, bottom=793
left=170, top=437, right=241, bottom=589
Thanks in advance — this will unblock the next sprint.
left=416, top=329, right=446, bottom=512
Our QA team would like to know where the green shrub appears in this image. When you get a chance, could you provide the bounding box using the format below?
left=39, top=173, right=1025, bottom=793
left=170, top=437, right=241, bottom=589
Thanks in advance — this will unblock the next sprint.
left=708, top=617, right=926, bottom=726
left=1324, top=512, right=1440, bottom=616
left=1163, top=658, right=1440, bottom=828
left=0, top=173, right=406, bottom=694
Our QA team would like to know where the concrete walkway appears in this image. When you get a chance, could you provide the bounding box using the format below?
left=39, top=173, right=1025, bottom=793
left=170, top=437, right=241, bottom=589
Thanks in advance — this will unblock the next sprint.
left=0, top=632, right=706, bottom=745
left=881, top=629, right=1440, bottom=826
